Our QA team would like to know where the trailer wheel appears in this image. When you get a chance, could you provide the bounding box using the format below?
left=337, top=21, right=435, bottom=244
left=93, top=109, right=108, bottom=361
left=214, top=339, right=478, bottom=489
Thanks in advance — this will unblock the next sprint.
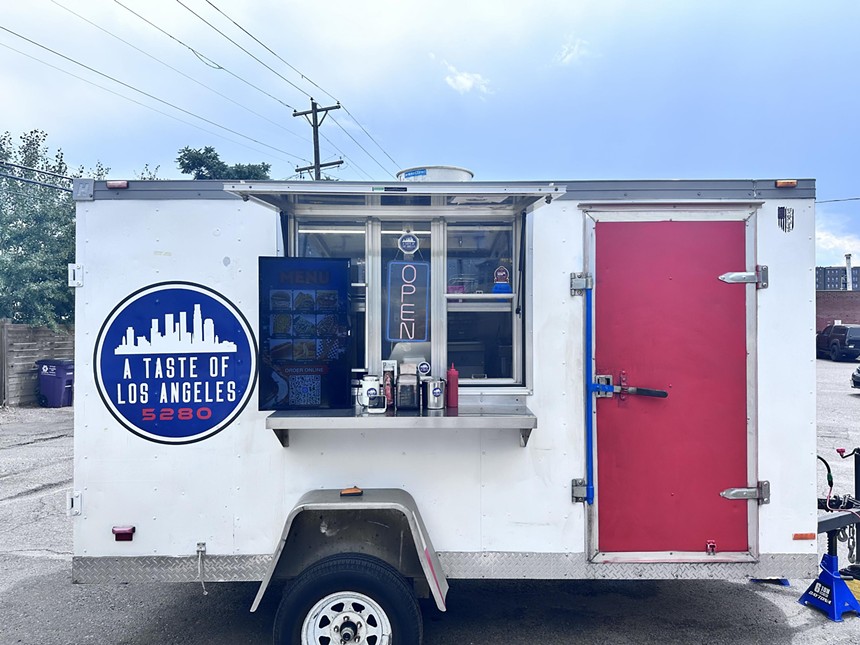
left=273, top=553, right=423, bottom=645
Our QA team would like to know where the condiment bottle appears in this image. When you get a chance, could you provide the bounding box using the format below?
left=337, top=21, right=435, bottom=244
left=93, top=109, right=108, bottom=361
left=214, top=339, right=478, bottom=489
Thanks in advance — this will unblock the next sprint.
left=446, top=363, right=459, bottom=408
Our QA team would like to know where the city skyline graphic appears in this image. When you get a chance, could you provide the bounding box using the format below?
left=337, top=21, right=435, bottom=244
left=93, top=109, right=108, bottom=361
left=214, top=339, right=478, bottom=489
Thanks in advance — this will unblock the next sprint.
left=114, top=303, right=237, bottom=355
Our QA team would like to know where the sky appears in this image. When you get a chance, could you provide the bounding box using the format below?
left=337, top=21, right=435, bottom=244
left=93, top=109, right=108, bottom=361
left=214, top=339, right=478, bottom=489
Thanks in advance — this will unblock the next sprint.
left=1, top=0, right=859, bottom=266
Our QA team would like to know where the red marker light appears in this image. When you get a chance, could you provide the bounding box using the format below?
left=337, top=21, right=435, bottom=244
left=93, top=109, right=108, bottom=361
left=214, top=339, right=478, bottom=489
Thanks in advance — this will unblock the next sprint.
left=112, top=526, right=136, bottom=541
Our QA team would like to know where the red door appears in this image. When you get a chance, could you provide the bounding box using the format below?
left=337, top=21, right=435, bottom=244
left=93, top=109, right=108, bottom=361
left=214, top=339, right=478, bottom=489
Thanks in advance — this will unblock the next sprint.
left=595, top=220, right=749, bottom=555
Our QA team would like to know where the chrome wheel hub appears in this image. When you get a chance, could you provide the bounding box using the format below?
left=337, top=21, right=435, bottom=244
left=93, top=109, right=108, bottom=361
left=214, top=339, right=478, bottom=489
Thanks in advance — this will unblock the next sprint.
left=302, top=591, right=392, bottom=645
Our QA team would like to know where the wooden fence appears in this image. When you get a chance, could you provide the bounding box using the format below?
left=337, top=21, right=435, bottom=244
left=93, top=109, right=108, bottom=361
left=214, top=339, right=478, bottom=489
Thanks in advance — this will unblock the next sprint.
left=0, top=320, right=74, bottom=406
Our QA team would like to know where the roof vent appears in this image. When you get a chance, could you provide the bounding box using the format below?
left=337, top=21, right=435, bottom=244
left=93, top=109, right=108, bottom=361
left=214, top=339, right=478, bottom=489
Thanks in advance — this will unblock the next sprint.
left=397, top=166, right=474, bottom=182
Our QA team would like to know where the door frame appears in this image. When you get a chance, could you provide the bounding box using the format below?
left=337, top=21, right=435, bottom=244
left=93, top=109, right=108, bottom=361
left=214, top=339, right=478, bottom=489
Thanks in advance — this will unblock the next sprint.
left=581, top=201, right=763, bottom=563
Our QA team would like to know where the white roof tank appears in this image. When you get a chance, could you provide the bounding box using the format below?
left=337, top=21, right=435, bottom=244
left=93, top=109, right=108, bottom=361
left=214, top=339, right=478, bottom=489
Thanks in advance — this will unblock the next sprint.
left=397, top=165, right=474, bottom=182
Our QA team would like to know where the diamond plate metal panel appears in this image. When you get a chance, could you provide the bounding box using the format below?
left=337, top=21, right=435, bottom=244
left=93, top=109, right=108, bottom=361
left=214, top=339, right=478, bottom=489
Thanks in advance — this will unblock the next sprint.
left=438, top=552, right=819, bottom=580
left=73, top=555, right=270, bottom=583
left=74, top=552, right=819, bottom=584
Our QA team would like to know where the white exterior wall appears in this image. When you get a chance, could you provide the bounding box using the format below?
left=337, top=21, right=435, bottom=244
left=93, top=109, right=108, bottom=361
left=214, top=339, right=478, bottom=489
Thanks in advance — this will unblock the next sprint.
left=73, top=198, right=279, bottom=557
left=480, top=199, right=584, bottom=552
left=755, top=199, right=817, bottom=555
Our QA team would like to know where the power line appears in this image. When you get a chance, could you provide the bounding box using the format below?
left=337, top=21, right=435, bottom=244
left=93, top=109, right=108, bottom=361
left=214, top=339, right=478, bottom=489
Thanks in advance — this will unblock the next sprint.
left=329, top=115, right=396, bottom=178
left=112, top=0, right=298, bottom=114
left=0, top=160, right=72, bottom=180
left=186, top=0, right=396, bottom=178
left=817, top=198, right=860, bottom=204
left=174, top=0, right=311, bottom=100
left=0, top=24, right=307, bottom=163
left=0, top=41, right=302, bottom=168
left=201, top=0, right=400, bottom=171
left=203, top=0, right=329, bottom=100
left=172, top=0, right=372, bottom=178
left=336, top=107, right=400, bottom=171
left=48, top=0, right=312, bottom=150
left=0, top=172, right=73, bottom=193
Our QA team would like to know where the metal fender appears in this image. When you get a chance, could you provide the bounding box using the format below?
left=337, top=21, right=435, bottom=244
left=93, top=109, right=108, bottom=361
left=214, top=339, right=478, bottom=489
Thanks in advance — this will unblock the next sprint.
left=250, top=488, right=448, bottom=612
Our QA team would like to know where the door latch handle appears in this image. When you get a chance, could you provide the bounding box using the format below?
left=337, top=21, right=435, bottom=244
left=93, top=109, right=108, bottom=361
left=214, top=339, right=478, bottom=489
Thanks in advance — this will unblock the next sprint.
left=623, top=386, right=669, bottom=398
left=593, top=375, right=668, bottom=399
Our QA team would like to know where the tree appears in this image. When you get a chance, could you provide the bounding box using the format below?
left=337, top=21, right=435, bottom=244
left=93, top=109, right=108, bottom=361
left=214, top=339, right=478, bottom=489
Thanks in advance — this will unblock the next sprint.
left=176, top=146, right=270, bottom=180
left=135, top=163, right=161, bottom=180
left=0, top=130, right=107, bottom=327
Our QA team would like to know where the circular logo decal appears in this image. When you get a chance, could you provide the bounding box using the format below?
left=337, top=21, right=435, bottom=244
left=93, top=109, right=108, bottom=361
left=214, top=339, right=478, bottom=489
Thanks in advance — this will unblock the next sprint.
left=432, top=387, right=442, bottom=397
left=398, top=233, right=420, bottom=254
left=417, top=361, right=432, bottom=376
left=94, top=282, right=257, bottom=444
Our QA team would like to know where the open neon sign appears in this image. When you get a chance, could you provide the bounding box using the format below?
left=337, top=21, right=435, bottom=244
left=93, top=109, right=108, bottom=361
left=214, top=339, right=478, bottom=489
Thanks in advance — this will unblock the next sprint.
left=386, top=261, right=430, bottom=342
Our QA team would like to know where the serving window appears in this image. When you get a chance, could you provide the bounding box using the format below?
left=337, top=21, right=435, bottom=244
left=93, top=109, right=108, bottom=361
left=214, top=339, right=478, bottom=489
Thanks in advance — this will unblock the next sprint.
left=295, top=221, right=367, bottom=372
left=290, top=212, right=525, bottom=389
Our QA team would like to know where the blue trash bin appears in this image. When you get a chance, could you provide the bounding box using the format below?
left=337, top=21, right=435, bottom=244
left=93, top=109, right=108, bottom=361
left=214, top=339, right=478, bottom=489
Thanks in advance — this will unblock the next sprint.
left=35, top=359, right=74, bottom=407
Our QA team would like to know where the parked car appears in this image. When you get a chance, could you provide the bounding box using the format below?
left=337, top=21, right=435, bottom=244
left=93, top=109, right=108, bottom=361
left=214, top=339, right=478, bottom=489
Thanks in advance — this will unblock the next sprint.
left=852, top=365, right=860, bottom=388
left=816, top=323, right=860, bottom=361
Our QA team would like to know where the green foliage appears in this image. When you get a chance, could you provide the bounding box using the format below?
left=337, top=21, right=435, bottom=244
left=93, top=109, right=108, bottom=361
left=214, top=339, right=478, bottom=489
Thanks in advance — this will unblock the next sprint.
left=176, top=146, right=270, bottom=180
left=0, top=130, right=107, bottom=327
left=135, top=163, right=161, bottom=180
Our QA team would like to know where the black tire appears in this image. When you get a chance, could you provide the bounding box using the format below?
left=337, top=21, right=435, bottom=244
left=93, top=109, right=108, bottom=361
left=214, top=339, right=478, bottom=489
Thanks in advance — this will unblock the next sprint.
left=830, top=343, right=842, bottom=361
left=273, top=553, right=423, bottom=645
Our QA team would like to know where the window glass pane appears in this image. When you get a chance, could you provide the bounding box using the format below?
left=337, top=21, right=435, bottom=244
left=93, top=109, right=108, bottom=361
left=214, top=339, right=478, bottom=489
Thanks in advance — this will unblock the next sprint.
left=446, top=220, right=519, bottom=384
left=447, top=311, right=513, bottom=379
left=296, top=223, right=366, bottom=283
left=296, top=221, right=366, bottom=370
left=446, top=224, right=514, bottom=294
left=381, top=223, right=432, bottom=363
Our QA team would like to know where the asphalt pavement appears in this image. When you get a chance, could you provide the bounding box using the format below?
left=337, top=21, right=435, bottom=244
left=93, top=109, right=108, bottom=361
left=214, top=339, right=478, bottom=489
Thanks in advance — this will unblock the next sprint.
left=1, top=361, right=859, bottom=644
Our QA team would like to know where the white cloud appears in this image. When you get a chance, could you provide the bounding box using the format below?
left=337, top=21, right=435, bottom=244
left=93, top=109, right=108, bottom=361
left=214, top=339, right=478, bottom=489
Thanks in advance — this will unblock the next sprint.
left=443, top=62, right=491, bottom=95
left=815, top=209, right=860, bottom=266
left=555, top=36, right=594, bottom=65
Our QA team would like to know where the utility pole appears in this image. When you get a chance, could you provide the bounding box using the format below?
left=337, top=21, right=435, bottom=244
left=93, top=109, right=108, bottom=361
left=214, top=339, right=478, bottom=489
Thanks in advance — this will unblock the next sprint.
left=293, top=99, right=343, bottom=180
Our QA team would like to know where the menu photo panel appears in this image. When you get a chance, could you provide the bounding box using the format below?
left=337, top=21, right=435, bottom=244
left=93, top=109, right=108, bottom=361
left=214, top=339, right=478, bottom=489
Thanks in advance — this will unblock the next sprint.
left=259, top=257, right=352, bottom=410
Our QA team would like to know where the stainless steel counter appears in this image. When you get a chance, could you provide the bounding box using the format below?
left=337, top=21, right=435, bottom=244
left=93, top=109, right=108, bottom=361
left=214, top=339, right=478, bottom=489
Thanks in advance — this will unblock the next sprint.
left=266, top=406, right=537, bottom=447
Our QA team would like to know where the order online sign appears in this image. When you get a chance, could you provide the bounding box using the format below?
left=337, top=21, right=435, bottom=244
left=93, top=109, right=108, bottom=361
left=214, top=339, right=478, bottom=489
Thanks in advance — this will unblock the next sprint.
left=94, top=282, right=257, bottom=444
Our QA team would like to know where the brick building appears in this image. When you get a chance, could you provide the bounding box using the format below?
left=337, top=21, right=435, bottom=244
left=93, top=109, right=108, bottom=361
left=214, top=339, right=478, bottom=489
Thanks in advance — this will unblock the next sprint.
left=815, top=290, right=860, bottom=330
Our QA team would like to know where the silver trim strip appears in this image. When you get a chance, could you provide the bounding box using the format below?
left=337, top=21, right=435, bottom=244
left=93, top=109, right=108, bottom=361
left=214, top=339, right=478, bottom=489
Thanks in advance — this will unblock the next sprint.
left=73, top=555, right=269, bottom=583
left=73, top=551, right=818, bottom=584
left=438, top=552, right=818, bottom=579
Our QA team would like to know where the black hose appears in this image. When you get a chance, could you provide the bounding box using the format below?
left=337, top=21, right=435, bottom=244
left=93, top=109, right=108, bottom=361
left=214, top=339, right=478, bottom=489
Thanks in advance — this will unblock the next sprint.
left=817, top=455, right=834, bottom=488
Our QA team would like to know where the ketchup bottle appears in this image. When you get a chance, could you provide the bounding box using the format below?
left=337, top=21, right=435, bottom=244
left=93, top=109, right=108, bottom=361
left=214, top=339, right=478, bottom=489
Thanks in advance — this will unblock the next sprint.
left=446, top=363, right=459, bottom=408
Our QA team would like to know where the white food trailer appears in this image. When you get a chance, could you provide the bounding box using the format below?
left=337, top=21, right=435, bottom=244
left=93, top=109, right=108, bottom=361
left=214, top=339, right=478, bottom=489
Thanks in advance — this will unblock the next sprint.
left=69, top=172, right=818, bottom=643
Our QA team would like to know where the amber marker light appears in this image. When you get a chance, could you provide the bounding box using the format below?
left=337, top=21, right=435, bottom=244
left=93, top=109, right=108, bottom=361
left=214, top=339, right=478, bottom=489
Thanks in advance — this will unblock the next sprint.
left=792, top=533, right=816, bottom=540
left=105, top=180, right=129, bottom=189
left=775, top=179, right=798, bottom=188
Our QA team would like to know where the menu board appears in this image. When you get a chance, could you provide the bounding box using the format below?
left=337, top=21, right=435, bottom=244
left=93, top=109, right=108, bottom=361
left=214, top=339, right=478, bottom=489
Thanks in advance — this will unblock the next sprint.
left=259, top=257, right=351, bottom=410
